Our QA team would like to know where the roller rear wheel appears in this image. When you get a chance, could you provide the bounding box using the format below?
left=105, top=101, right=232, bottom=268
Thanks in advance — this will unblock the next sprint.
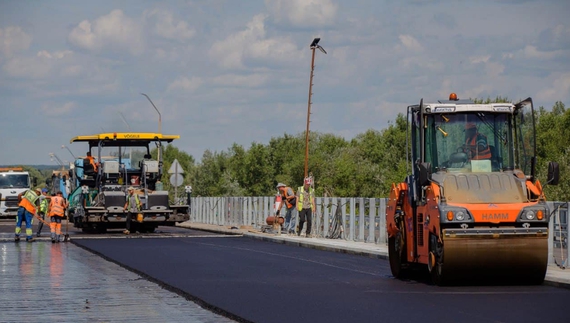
left=388, top=232, right=407, bottom=279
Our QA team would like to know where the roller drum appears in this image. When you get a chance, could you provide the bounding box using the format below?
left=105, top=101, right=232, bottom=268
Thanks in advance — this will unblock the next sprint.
left=438, top=228, right=548, bottom=284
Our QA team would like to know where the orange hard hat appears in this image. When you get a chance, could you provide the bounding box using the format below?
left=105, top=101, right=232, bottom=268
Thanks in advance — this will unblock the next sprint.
left=465, top=122, right=477, bottom=130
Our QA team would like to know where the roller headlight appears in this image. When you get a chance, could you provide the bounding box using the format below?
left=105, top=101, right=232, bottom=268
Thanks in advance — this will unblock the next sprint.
left=524, top=210, right=536, bottom=220
left=455, top=211, right=466, bottom=221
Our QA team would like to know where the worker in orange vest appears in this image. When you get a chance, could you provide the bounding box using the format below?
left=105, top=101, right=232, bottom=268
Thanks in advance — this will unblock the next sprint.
left=15, top=188, right=41, bottom=242
left=276, top=183, right=297, bottom=235
left=49, top=191, right=68, bottom=243
left=464, top=123, right=491, bottom=160
left=86, top=151, right=98, bottom=172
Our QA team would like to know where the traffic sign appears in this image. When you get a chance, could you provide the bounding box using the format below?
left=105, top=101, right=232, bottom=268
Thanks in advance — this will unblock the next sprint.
left=168, top=159, right=184, bottom=174
left=170, top=174, right=184, bottom=187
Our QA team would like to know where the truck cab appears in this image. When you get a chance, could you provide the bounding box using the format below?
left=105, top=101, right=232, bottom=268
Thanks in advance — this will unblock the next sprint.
left=0, top=167, right=33, bottom=219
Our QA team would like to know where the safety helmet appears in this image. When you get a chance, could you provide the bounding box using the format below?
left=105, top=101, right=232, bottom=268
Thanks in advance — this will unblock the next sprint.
left=465, top=122, right=477, bottom=130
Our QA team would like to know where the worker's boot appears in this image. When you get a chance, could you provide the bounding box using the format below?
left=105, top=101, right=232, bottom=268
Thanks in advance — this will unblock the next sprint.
left=14, top=236, right=20, bottom=242
left=56, top=235, right=61, bottom=243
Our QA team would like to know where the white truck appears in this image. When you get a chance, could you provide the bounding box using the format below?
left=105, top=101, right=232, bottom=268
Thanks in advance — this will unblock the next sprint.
left=0, top=167, right=33, bottom=219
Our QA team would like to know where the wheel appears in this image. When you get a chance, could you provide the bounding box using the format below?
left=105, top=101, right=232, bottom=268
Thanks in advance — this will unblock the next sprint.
left=429, top=234, right=446, bottom=286
left=388, top=231, right=407, bottom=279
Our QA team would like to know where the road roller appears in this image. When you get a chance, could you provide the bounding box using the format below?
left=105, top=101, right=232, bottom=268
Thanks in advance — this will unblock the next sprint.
left=386, top=94, right=560, bottom=285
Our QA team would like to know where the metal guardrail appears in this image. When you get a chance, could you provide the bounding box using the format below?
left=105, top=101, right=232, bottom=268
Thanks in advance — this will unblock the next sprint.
left=191, top=197, right=569, bottom=268
left=548, top=201, right=569, bottom=269
left=190, top=197, right=387, bottom=243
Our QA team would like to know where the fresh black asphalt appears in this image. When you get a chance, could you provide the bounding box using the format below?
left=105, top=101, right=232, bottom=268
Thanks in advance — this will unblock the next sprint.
left=74, top=235, right=570, bottom=323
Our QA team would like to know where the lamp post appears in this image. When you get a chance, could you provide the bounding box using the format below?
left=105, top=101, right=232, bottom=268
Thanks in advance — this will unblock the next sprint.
left=304, top=38, right=327, bottom=178
left=61, top=145, right=76, bottom=159
left=141, top=93, right=163, bottom=162
left=141, top=93, right=162, bottom=134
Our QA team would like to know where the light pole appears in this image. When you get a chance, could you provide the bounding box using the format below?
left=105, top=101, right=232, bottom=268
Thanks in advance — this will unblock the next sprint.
left=61, top=145, right=76, bottom=159
left=141, top=93, right=162, bottom=162
left=304, top=37, right=327, bottom=178
left=141, top=93, right=162, bottom=134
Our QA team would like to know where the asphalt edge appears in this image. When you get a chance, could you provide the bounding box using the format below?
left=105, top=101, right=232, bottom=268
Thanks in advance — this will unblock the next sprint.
left=242, top=232, right=389, bottom=260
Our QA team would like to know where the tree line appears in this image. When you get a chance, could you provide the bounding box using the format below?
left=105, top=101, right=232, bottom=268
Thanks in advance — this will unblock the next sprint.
left=157, top=100, right=569, bottom=202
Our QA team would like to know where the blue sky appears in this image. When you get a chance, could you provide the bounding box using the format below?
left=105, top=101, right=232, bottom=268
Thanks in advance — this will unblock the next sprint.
left=1, top=0, right=569, bottom=165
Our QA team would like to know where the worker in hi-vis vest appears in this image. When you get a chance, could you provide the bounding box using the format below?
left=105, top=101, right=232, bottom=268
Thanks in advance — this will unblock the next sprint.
left=297, top=177, right=315, bottom=237
left=49, top=191, right=68, bottom=243
left=15, top=188, right=41, bottom=242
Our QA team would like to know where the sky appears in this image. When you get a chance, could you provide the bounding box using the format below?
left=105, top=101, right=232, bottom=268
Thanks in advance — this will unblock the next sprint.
left=1, top=0, right=569, bottom=166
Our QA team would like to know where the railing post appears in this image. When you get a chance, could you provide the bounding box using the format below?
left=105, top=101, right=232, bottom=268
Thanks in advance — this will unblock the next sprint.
left=379, top=198, right=387, bottom=245
left=315, top=197, right=322, bottom=238
left=358, top=197, right=365, bottom=242
left=368, top=198, right=376, bottom=243
left=341, top=198, right=347, bottom=240
left=323, top=197, right=329, bottom=238
left=548, top=201, right=554, bottom=265
left=564, top=202, right=570, bottom=268
left=349, top=198, right=355, bottom=241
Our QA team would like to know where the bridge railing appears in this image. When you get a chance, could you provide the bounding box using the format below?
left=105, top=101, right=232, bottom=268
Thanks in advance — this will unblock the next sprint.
left=190, top=196, right=388, bottom=243
left=190, top=197, right=569, bottom=267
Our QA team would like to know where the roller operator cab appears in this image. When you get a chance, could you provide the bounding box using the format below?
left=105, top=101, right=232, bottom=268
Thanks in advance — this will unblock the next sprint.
left=386, top=94, right=560, bottom=285
left=67, top=132, right=190, bottom=233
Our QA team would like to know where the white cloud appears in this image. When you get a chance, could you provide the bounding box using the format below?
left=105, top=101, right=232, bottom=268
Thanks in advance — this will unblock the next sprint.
left=210, top=14, right=267, bottom=69
left=68, top=9, right=144, bottom=55
left=211, top=73, right=269, bottom=88
left=41, top=101, right=77, bottom=116
left=2, top=50, right=71, bottom=79
left=266, top=0, right=337, bottom=27
left=537, top=72, right=570, bottom=103
left=145, top=9, right=196, bottom=41
left=0, top=26, right=33, bottom=58
left=523, top=45, right=564, bottom=60
left=209, top=14, right=302, bottom=69
left=399, top=35, right=423, bottom=51
left=167, top=76, right=203, bottom=92
left=470, top=55, right=490, bottom=64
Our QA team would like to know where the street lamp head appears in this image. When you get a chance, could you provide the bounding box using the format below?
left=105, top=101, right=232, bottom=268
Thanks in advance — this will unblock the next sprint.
left=310, top=38, right=320, bottom=48
left=310, top=38, right=327, bottom=54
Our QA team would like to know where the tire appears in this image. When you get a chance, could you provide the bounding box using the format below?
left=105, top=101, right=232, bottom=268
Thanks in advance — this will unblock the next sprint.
left=430, top=257, right=445, bottom=286
left=429, top=234, right=446, bottom=286
left=388, top=232, right=407, bottom=279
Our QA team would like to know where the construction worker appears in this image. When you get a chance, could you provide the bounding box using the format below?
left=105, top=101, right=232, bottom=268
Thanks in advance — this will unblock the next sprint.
left=15, top=188, right=41, bottom=242
left=49, top=191, right=68, bottom=243
left=123, top=186, right=141, bottom=235
left=464, top=123, right=491, bottom=160
left=86, top=151, right=97, bottom=172
left=36, top=188, right=50, bottom=237
left=276, top=183, right=297, bottom=235
left=297, top=177, right=316, bottom=237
